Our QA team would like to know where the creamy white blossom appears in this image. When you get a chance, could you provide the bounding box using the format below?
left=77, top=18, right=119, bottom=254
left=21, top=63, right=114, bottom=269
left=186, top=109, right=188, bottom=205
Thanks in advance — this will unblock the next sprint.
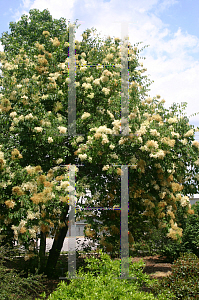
left=150, top=129, right=160, bottom=137
left=56, top=158, right=63, bottom=164
left=102, top=87, right=110, bottom=95
left=81, top=112, right=91, bottom=120
left=184, top=129, right=194, bottom=137
left=168, top=117, right=178, bottom=124
left=102, top=165, right=110, bottom=171
left=10, top=112, right=17, bottom=118
left=58, top=126, right=67, bottom=134
left=78, top=154, right=87, bottom=161
left=180, top=196, right=190, bottom=207
left=48, top=137, right=53, bottom=143
left=93, top=78, right=101, bottom=85
left=25, top=113, right=34, bottom=120
left=109, top=144, right=115, bottom=150
left=87, top=93, right=94, bottom=99
left=34, top=127, right=43, bottom=132
left=82, top=82, right=92, bottom=90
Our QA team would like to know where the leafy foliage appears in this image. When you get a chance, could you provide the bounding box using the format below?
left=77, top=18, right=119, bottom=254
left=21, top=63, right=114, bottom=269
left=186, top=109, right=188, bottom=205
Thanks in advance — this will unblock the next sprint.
left=150, top=252, right=199, bottom=299
left=47, top=250, right=174, bottom=300
left=1, top=8, right=199, bottom=277
left=0, top=244, right=45, bottom=300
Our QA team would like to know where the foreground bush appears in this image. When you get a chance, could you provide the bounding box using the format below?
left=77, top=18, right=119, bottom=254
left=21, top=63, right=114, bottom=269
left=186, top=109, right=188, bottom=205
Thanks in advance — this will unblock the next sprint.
left=47, top=250, right=174, bottom=300
left=0, top=244, right=45, bottom=300
left=150, top=252, right=199, bottom=299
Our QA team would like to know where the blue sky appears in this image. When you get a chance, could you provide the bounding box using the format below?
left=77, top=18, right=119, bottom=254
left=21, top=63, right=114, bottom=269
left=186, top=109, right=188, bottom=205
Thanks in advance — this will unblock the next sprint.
left=1, top=0, right=199, bottom=197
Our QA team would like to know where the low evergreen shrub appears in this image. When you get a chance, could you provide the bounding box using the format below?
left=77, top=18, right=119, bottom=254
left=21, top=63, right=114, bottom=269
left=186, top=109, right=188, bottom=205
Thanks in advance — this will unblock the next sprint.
left=149, top=252, right=199, bottom=299
left=0, top=244, right=45, bottom=300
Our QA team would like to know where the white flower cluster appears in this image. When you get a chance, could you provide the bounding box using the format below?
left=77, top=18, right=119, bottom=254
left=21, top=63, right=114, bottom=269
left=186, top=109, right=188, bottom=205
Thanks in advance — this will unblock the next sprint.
left=110, top=153, right=118, bottom=159
left=101, top=133, right=109, bottom=145
left=76, top=136, right=84, bottom=143
left=3, top=62, right=18, bottom=70
left=149, top=150, right=165, bottom=159
left=93, top=78, right=100, bottom=85
left=111, top=120, right=121, bottom=133
left=87, top=93, right=94, bottom=99
left=86, top=75, right=93, bottom=82
left=109, top=144, right=115, bottom=150
left=119, top=137, right=129, bottom=145
left=103, top=69, right=113, bottom=77
left=95, top=125, right=112, bottom=134
left=135, top=125, right=147, bottom=136
left=171, top=131, right=180, bottom=138
left=25, top=113, right=35, bottom=120
left=107, top=110, right=114, bottom=119
left=48, top=137, right=53, bottom=143
left=150, top=129, right=160, bottom=137
left=0, top=150, right=6, bottom=166
left=56, top=158, right=63, bottom=164
left=181, top=139, right=188, bottom=145
left=184, top=129, right=194, bottom=137
left=21, top=181, right=37, bottom=193
left=168, top=117, right=178, bottom=124
left=100, top=75, right=109, bottom=83
left=82, top=82, right=92, bottom=90
left=192, top=141, right=199, bottom=149
left=58, top=62, right=67, bottom=69
left=78, top=153, right=87, bottom=161
left=81, top=112, right=91, bottom=120
left=102, top=165, right=110, bottom=171
left=34, top=127, right=43, bottom=132
left=141, top=140, right=159, bottom=152
left=180, top=196, right=190, bottom=207
left=48, top=72, right=61, bottom=81
left=10, top=112, right=17, bottom=118
left=58, top=126, right=67, bottom=134
left=102, top=87, right=110, bottom=95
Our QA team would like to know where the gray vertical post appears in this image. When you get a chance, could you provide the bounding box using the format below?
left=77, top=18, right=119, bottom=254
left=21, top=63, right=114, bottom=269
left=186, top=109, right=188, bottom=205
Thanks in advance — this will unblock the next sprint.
left=120, top=165, right=129, bottom=278
left=68, top=23, right=76, bottom=137
left=68, top=164, right=76, bottom=278
left=120, top=23, right=130, bottom=279
left=121, top=22, right=129, bottom=136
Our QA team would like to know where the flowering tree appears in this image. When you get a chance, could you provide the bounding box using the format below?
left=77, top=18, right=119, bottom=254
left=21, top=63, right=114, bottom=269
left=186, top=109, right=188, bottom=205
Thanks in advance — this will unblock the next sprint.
left=0, top=8, right=151, bottom=275
left=1, top=8, right=199, bottom=276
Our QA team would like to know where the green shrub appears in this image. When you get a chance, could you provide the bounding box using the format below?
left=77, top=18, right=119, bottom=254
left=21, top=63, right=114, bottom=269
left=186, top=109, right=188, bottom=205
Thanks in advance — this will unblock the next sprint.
left=132, top=225, right=184, bottom=262
left=0, top=244, right=45, bottom=300
left=150, top=252, right=199, bottom=299
left=181, top=202, right=199, bottom=258
left=47, top=250, right=174, bottom=300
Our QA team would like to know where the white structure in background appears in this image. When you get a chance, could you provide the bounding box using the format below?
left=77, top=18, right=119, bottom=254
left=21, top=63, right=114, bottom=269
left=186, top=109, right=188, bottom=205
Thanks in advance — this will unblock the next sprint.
left=189, top=196, right=199, bottom=206
left=46, top=195, right=199, bottom=253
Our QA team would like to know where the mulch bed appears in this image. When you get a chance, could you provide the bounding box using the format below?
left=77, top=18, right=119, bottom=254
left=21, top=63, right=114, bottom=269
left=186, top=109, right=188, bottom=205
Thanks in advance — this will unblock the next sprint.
left=130, top=255, right=172, bottom=279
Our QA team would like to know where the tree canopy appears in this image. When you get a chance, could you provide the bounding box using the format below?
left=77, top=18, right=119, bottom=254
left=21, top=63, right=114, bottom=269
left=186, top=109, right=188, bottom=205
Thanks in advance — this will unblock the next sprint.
left=0, top=8, right=199, bottom=275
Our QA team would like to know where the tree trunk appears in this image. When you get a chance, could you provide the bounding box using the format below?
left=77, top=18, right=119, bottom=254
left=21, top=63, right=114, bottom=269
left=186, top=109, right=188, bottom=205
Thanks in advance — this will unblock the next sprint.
left=45, top=206, right=69, bottom=277
left=39, top=231, right=46, bottom=273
